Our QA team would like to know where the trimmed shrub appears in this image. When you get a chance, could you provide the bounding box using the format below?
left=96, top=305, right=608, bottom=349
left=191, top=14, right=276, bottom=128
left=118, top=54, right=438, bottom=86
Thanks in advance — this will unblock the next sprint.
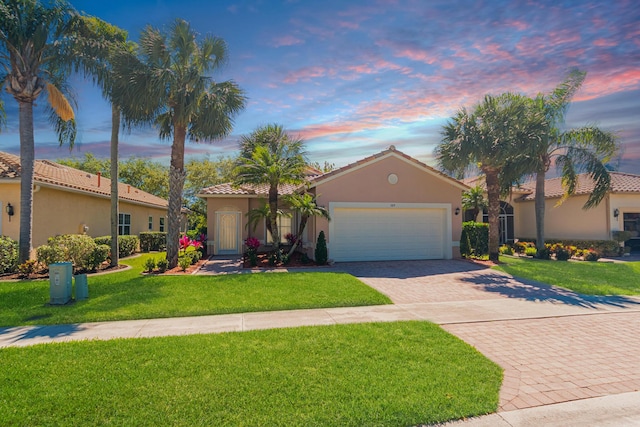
left=139, top=232, right=167, bottom=252
left=37, top=235, right=97, bottom=271
left=0, top=236, right=19, bottom=274
left=315, top=231, right=328, bottom=265
left=460, top=221, right=489, bottom=258
left=517, top=238, right=619, bottom=257
left=499, top=245, right=514, bottom=255
left=178, top=256, right=191, bottom=272
left=584, top=250, right=600, bottom=262
left=524, top=247, right=537, bottom=257
left=144, top=257, right=157, bottom=273
left=536, top=246, right=551, bottom=260
left=157, top=258, right=168, bottom=272
left=94, top=235, right=139, bottom=258
left=87, top=245, right=110, bottom=271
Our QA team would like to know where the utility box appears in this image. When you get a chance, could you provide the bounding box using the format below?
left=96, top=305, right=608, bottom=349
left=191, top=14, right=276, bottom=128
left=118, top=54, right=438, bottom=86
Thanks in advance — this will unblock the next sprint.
left=49, top=262, right=73, bottom=305
left=74, top=274, right=88, bottom=300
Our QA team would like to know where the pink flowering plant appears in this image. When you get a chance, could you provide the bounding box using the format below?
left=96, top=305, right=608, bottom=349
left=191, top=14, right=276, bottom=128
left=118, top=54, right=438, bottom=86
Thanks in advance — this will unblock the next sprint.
left=245, top=237, right=260, bottom=267
left=285, top=233, right=298, bottom=246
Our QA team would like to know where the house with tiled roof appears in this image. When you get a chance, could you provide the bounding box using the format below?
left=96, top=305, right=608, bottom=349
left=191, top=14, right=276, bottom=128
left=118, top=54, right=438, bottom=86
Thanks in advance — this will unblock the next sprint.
left=0, top=151, right=169, bottom=248
left=199, top=146, right=469, bottom=261
left=463, top=172, right=640, bottom=251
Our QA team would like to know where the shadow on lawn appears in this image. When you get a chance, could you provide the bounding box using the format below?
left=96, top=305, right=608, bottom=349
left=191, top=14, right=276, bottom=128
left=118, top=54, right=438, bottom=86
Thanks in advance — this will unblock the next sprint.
left=462, top=272, right=640, bottom=309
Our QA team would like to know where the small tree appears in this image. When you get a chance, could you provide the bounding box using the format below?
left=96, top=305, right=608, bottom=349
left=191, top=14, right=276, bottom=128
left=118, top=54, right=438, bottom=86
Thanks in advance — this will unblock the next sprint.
left=315, top=231, right=328, bottom=265
left=462, top=185, right=487, bottom=221
left=283, top=193, right=330, bottom=257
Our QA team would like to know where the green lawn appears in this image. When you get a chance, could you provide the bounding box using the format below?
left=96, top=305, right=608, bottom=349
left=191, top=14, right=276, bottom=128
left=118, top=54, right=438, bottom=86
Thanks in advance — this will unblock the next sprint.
left=0, top=254, right=390, bottom=327
left=494, top=257, right=640, bottom=295
left=0, top=321, right=502, bottom=426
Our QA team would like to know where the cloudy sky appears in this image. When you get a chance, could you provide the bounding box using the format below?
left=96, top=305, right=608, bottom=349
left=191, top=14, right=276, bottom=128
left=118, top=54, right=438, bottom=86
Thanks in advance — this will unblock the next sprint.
left=1, top=0, right=639, bottom=174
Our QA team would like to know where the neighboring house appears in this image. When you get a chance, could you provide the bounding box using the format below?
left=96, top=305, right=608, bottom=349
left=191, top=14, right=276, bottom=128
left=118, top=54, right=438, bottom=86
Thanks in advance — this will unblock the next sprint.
left=199, top=146, right=468, bottom=262
left=464, top=172, right=640, bottom=251
left=0, top=151, right=169, bottom=250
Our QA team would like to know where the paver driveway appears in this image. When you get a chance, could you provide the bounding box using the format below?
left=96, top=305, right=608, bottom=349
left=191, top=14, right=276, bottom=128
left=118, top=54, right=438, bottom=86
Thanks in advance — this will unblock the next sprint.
left=336, top=259, right=640, bottom=411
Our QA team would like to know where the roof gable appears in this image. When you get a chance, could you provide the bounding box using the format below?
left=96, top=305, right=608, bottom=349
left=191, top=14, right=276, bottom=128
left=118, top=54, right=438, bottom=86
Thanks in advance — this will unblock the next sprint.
left=309, top=146, right=468, bottom=191
left=0, top=151, right=168, bottom=208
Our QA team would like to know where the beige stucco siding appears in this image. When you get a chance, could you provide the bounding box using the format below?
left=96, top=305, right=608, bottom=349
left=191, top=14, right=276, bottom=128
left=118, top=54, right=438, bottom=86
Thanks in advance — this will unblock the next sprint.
left=0, top=182, right=20, bottom=241
left=515, top=194, right=609, bottom=240
left=0, top=183, right=167, bottom=248
left=313, top=155, right=464, bottom=258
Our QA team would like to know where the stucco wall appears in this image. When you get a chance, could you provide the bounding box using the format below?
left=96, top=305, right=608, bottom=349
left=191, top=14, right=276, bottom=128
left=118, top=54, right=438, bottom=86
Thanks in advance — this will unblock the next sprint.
left=515, top=194, right=609, bottom=240
left=0, top=183, right=167, bottom=248
left=313, top=155, right=464, bottom=258
left=610, top=193, right=640, bottom=237
left=0, top=182, right=20, bottom=241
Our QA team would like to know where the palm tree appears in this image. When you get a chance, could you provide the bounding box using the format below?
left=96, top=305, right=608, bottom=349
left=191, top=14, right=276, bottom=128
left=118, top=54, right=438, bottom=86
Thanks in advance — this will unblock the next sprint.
left=234, top=124, right=307, bottom=255
left=283, top=192, right=330, bottom=257
left=525, top=69, right=618, bottom=250
left=461, top=185, right=487, bottom=221
left=436, top=93, right=546, bottom=262
left=72, top=16, right=137, bottom=267
left=0, top=0, right=79, bottom=262
left=119, top=19, right=246, bottom=268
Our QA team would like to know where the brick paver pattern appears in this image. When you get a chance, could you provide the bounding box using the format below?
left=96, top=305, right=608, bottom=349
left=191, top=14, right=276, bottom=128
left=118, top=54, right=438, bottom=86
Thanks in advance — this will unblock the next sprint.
left=444, top=312, right=640, bottom=411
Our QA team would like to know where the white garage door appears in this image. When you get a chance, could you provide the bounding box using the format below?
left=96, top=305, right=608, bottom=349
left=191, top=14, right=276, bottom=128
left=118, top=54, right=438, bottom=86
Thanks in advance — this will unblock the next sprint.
left=329, top=204, right=449, bottom=262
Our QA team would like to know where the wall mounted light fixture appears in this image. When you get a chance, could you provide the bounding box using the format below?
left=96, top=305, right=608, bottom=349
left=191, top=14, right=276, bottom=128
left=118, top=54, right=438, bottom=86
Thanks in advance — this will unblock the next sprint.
left=614, top=208, right=620, bottom=218
left=455, top=207, right=461, bottom=216
left=5, top=203, right=14, bottom=221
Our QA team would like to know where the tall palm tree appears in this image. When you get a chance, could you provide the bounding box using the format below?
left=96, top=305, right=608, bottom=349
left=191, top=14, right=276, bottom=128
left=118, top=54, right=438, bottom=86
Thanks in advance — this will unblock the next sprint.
left=235, top=124, right=307, bottom=255
left=461, top=185, right=487, bottom=221
left=120, top=19, right=246, bottom=268
left=283, top=192, right=330, bottom=257
left=72, top=17, right=148, bottom=267
left=0, top=0, right=79, bottom=262
left=525, top=69, right=618, bottom=250
left=436, top=93, right=546, bottom=262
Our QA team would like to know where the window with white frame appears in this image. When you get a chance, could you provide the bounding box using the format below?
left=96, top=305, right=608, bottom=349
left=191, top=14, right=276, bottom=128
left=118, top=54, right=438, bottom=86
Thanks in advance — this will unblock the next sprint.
left=159, top=217, right=165, bottom=232
left=118, top=213, right=131, bottom=235
left=148, top=216, right=153, bottom=231
left=266, top=214, right=294, bottom=244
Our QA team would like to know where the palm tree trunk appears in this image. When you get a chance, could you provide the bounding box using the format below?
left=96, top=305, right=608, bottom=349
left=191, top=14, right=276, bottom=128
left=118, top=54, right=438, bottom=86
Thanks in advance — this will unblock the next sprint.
left=269, top=186, right=280, bottom=255
left=18, top=101, right=35, bottom=263
left=287, top=215, right=308, bottom=257
left=534, top=169, right=546, bottom=251
left=484, top=168, right=501, bottom=262
left=110, top=104, right=120, bottom=267
left=167, top=124, right=187, bottom=268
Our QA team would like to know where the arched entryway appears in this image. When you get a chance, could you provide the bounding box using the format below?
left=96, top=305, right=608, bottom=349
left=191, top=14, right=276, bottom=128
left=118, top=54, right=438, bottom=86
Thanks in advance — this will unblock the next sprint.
left=483, top=201, right=514, bottom=245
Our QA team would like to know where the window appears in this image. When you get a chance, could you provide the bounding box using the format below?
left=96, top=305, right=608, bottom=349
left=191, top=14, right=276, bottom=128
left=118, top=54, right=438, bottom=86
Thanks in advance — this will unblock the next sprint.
left=159, top=217, right=165, bottom=232
left=623, top=213, right=640, bottom=237
left=148, top=216, right=153, bottom=231
left=118, top=213, right=131, bottom=235
left=266, top=215, right=294, bottom=244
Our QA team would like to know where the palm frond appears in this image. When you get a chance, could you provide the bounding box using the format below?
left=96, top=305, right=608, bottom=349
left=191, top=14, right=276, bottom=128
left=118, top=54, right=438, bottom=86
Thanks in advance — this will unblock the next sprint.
left=45, top=82, right=74, bottom=121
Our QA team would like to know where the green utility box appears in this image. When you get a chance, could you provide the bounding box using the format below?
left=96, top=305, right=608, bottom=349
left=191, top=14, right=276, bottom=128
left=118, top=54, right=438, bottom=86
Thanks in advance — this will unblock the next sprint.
left=75, top=274, right=88, bottom=300
left=49, top=262, right=72, bottom=305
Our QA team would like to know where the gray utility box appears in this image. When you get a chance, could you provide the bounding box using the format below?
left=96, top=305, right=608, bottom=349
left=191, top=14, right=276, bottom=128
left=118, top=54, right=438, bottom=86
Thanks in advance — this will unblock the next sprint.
left=49, top=262, right=73, bottom=305
left=75, top=274, right=88, bottom=300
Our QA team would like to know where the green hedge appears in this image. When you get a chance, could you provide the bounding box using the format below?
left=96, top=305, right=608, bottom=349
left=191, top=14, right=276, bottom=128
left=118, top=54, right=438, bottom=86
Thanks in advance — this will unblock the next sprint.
left=0, top=236, right=18, bottom=274
left=139, top=232, right=167, bottom=252
left=460, top=221, right=489, bottom=258
left=36, top=234, right=97, bottom=271
left=94, top=235, right=139, bottom=258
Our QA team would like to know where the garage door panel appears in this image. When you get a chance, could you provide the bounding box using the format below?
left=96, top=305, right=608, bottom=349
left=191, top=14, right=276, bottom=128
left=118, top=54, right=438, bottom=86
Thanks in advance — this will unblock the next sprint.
left=330, top=207, right=446, bottom=262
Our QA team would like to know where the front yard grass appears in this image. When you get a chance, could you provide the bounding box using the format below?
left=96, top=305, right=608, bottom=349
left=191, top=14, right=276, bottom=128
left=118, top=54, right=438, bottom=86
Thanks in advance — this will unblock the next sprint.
left=494, top=257, right=640, bottom=295
left=0, top=321, right=502, bottom=426
left=0, top=254, right=391, bottom=327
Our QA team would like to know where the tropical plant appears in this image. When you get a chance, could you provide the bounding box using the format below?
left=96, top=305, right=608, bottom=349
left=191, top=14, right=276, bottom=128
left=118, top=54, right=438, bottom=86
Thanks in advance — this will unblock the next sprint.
left=436, top=93, right=546, bottom=261
left=246, top=201, right=288, bottom=237
left=283, top=192, right=331, bottom=257
left=0, top=0, right=81, bottom=262
left=234, top=124, right=307, bottom=255
left=524, top=69, right=618, bottom=250
left=118, top=18, right=246, bottom=268
left=461, top=185, right=487, bottom=221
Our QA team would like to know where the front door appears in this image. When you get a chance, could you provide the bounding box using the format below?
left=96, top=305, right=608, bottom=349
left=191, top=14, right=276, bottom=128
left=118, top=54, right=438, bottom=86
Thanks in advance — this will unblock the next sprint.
left=216, top=212, right=241, bottom=255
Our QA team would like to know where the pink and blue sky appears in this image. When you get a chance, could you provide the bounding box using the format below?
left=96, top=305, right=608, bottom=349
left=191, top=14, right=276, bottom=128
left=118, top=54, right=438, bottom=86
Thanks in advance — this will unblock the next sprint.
left=1, top=0, right=639, bottom=173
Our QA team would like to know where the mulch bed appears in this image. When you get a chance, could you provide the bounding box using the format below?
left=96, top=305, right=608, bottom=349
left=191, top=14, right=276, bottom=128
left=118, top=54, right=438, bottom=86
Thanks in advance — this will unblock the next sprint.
left=243, top=251, right=320, bottom=269
left=0, top=263, right=127, bottom=281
